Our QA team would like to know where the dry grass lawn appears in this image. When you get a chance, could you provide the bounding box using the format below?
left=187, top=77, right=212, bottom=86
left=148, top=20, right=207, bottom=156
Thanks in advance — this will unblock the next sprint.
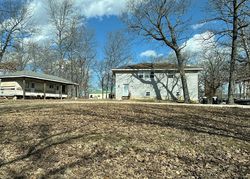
left=0, top=100, right=249, bottom=178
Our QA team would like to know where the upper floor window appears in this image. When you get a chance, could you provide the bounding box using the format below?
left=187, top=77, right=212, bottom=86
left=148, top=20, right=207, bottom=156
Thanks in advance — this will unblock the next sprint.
left=150, top=71, right=154, bottom=78
left=168, top=74, right=174, bottom=78
left=138, top=71, right=143, bottom=79
left=144, top=72, right=150, bottom=78
left=138, top=71, right=155, bottom=79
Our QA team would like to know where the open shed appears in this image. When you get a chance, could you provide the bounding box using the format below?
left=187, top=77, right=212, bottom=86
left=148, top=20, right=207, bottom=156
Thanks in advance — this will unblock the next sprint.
left=0, top=71, right=79, bottom=99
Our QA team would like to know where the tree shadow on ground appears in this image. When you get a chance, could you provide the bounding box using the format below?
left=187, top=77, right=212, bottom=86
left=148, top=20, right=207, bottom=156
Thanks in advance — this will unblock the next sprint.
left=0, top=128, right=99, bottom=168
left=0, top=104, right=60, bottom=116
left=0, top=103, right=249, bottom=178
left=120, top=108, right=250, bottom=142
left=68, top=104, right=250, bottom=141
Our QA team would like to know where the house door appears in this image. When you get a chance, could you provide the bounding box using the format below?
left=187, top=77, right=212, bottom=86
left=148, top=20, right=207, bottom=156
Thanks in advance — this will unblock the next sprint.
left=123, top=84, right=129, bottom=96
left=31, top=83, right=35, bottom=92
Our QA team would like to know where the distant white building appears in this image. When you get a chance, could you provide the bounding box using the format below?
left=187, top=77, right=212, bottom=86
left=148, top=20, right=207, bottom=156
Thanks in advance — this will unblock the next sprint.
left=112, top=63, right=202, bottom=101
left=88, top=90, right=111, bottom=99
left=235, top=77, right=250, bottom=99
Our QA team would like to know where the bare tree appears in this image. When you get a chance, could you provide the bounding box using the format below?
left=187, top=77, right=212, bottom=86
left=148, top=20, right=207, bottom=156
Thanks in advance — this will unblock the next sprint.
left=29, top=41, right=57, bottom=75
left=12, top=39, right=30, bottom=71
left=200, top=47, right=229, bottom=100
left=206, top=0, right=249, bottom=104
left=0, top=0, right=31, bottom=62
left=47, top=0, right=83, bottom=77
left=94, top=60, right=106, bottom=99
left=66, top=26, right=96, bottom=97
left=123, top=0, right=192, bottom=103
left=238, top=25, right=250, bottom=71
left=0, top=61, right=18, bottom=73
left=26, top=41, right=42, bottom=72
left=102, top=31, right=132, bottom=98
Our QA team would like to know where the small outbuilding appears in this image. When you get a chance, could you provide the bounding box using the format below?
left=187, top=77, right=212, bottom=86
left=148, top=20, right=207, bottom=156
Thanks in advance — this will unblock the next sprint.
left=235, top=77, right=250, bottom=99
left=0, top=71, right=79, bottom=99
left=88, top=90, right=111, bottom=99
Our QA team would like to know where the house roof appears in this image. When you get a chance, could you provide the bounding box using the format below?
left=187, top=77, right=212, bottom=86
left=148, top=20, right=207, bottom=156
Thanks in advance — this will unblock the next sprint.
left=89, top=89, right=111, bottom=94
left=112, top=63, right=203, bottom=72
left=0, top=71, right=78, bottom=85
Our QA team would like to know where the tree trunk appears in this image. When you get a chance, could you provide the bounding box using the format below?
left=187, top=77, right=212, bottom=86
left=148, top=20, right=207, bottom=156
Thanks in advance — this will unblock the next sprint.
left=228, top=0, right=238, bottom=104
left=110, top=74, right=114, bottom=99
left=175, top=51, right=190, bottom=103
left=106, top=74, right=110, bottom=99
left=101, top=77, right=104, bottom=99
left=0, top=52, right=3, bottom=63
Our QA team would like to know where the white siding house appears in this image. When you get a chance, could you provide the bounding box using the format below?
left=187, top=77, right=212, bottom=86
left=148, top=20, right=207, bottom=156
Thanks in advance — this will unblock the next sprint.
left=112, top=63, right=202, bottom=101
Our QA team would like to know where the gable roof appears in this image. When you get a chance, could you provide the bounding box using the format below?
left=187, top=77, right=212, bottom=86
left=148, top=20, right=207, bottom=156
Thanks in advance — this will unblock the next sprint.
left=89, top=89, right=111, bottom=94
left=0, top=71, right=78, bottom=85
left=112, top=62, right=203, bottom=72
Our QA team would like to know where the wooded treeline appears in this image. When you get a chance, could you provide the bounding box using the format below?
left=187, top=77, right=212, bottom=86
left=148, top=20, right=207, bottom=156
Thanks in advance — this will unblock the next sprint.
left=0, top=0, right=249, bottom=103
left=123, top=0, right=249, bottom=103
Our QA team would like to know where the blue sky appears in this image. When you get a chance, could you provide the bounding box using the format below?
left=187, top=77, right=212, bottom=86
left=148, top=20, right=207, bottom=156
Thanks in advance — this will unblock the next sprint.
left=86, top=0, right=209, bottom=63
left=26, top=0, right=212, bottom=64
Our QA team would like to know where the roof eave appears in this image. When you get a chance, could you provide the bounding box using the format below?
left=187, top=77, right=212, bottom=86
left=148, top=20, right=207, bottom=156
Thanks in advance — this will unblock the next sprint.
left=112, top=68, right=203, bottom=72
left=0, top=75, right=78, bottom=85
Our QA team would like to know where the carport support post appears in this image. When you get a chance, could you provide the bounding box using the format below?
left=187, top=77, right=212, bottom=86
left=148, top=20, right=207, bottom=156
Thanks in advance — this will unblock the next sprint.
left=243, top=81, right=246, bottom=99
left=43, top=81, right=46, bottom=99
left=75, top=85, right=79, bottom=98
left=77, top=85, right=79, bottom=97
left=22, top=78, right=26, bottom=99
left=60, top=84, right=62, bottom=100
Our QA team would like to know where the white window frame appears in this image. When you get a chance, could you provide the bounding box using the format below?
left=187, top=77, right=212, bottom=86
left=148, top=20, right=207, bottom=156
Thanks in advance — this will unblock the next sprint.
left=138, top=71, right=143, bottom=79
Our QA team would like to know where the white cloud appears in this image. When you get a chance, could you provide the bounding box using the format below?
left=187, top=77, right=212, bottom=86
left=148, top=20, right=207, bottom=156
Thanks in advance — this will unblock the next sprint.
left=180, top=31, right=229, bottom=64
left=25, top=0, right=131, bottom=43
left=182, top=31, right=215, bottom=53
left=74, top=0, right=128, bottom=18
left=28, top=0, right=48, bottom=25
left=140, top=50, right=163, bottom=58
left=24, top=24, right=54, bottom=44
left=29, top=0, right=129, bottom=20
left=191, top=22, right=207, bottom=30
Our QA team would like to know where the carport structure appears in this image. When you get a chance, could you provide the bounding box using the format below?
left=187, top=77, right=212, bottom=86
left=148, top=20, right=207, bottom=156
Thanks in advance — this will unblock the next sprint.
left=0, top=71, right=79, bottom=99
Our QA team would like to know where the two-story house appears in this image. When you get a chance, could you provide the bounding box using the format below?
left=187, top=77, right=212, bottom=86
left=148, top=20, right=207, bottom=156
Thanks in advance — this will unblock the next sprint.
left=112, top=63, right=202, bottom=101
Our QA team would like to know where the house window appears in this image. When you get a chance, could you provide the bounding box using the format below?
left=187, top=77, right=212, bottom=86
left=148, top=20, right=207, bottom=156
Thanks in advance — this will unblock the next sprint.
left=31, top=83, right=35, bottom=88
left=25, top=82, right=29, bottom=88
left=49, top=85, right=54, bottom=89
left=138, top=71, right=143, bottom=79
left=150, top=71, right=154, bottom=78
left=62, top=85, right=66, bottom=93
left=146, top=92, right=150, bottom=96
left=144, top=72, right=150, bottom=78
left=56, top=86, right=59, bottom=90
left=168, top=74, right=174, bottom=78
